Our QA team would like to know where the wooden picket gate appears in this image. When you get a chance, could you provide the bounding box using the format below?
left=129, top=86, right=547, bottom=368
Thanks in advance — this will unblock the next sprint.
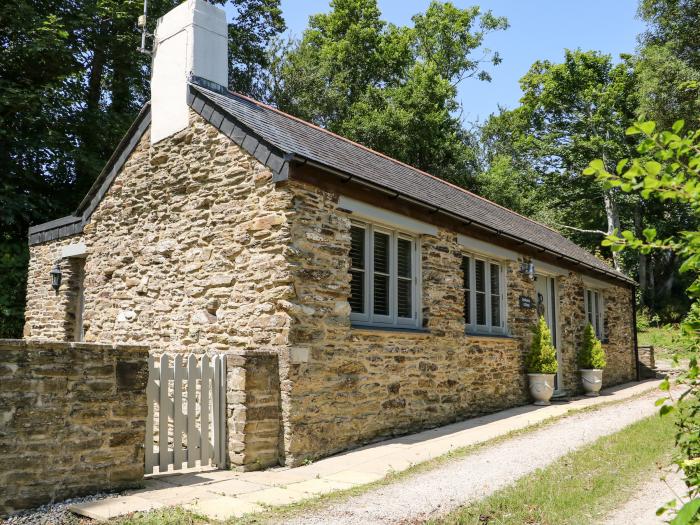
left=145, top=353, right=226, bottom=475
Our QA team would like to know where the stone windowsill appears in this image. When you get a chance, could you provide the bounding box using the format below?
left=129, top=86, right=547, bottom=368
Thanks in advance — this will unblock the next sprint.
left=464, top=332, right=519, bottom=343
left=350, top=325, right=432, bottom=337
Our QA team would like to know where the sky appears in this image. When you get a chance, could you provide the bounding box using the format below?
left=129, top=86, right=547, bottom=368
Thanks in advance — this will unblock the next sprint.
left=226, top=0, right=645, bottom=122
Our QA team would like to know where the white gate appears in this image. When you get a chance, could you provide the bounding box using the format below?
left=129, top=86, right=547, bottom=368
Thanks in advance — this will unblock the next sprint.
left=145, top=353, right=226, bottom=475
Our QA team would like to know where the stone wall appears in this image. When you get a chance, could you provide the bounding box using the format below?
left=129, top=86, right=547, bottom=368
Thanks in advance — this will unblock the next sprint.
left=283, top=180, right=534, bottom=464
left=0, top=340, right=148, bottom=516
left=226, top=351, right=281, bottom=471
left=24, top=112, right=294, bottom=359
left=602, top=286, right=637, bottom=386
left=281, top=179, right=637, bottom=463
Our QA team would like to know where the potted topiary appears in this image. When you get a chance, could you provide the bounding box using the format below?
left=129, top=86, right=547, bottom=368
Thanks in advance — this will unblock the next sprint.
left=578, top=323, right=606, bottom=396
left=526, top=316, right=558, bottom=405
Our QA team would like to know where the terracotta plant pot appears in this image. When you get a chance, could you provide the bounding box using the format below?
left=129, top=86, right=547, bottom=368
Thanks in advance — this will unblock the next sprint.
left=528, top=373, right=555, bottom=406
left=580, top=369, right=603, bottom=397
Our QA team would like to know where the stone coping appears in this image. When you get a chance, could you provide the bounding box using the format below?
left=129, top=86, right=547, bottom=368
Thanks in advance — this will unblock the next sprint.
left=0, top=339, right=149, bottom=353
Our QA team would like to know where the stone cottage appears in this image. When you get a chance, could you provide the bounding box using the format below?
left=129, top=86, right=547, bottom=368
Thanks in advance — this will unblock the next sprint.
left=23, top=0, right=638, bottom=466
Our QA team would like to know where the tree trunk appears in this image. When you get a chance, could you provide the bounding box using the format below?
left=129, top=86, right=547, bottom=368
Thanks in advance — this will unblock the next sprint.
left=634, top=202, right=647, bottom=308
left=602, top=188, right=622, bottom=271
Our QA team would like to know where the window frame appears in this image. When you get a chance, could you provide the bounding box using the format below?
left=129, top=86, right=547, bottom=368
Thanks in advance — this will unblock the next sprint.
left=349, top=221, right=422, bottom=329
left=585, top=288, right=605, bottom=340
left=462, top=253, right=507, bottom=335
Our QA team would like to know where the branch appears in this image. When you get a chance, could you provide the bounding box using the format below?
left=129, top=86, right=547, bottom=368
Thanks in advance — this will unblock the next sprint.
left=553, top=223, right=608, bottom=235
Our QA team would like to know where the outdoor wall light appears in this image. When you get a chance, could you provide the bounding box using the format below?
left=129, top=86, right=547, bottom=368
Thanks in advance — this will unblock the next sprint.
left=50, top=261, right=62, bottom=293
left=520, top=260, right=536, bottom=281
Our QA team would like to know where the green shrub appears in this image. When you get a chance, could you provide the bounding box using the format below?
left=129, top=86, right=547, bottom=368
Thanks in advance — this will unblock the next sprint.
left=578, top=323, right=607, bottom=369
left=526, top=316, right=558, bottom=374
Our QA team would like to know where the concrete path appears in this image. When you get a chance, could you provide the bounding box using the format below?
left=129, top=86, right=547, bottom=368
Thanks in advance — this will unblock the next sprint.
left=69, top=379, right=662, bottom=522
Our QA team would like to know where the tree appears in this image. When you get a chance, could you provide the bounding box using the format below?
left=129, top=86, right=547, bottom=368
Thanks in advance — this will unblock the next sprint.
left=482, top=50, right=640, bottom=271
left=269, top=0, right=507, bottom=186
left=584, top=117, right=700, bottom=524
left=0, top=0, right=285, bottom=337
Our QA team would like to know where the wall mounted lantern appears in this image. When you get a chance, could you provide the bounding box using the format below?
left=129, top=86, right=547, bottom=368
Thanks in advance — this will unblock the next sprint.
left=50, top=261, right=62, bottom=293
left=519, top=259, right=536, bottom=281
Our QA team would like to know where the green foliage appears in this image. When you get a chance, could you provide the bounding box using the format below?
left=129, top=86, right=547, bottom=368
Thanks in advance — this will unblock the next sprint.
left=269, top=0, right=507, bottom=186
left=578, top=323, right=607, bottom=369
left=526, top=316, right=558, bottom=374
left=481, top=50, right=639, bottom=267
left=584, top=118, right=700, bottom=523
left=0, top=0, right=285, bottom=338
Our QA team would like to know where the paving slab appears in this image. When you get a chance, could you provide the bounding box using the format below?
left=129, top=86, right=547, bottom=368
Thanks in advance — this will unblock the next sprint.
left=241, top=468, right=316, bottom=486
left=185, top=495, right=264, bottom=520
left=236, top=486, right=310, bottom=506
left=204, top=478, right=270, bottom=496
left=323, top=470, right=386, bottom=485
left=68, top=495, right=164, bottom=521
left=286, top=478, right=357, bottom=495
left=128, top=483, right=212, bottom=506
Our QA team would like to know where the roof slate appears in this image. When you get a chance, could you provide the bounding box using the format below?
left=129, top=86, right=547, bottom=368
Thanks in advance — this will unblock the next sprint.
left=189, top=82, right=631, bottom=284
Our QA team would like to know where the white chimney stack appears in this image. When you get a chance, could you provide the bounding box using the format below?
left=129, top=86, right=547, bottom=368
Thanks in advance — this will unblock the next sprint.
left=151, top=0, right=228, bottom=144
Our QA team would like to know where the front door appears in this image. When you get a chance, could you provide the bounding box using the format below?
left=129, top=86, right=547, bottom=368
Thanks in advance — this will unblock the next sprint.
left=535, top=275, right=562, bottom=392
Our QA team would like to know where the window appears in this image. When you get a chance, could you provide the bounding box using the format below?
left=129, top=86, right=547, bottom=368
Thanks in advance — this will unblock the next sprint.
left=349, top=222, right=420, bottom=328
left=585, top=289, right=605, bottom=339
left=462, top=255, right=505, bottom=334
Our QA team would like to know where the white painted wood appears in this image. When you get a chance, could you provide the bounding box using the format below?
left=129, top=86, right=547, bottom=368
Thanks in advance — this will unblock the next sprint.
left=144, top=352, right=225, bottom=474
left=339, top=196, right=439, bottom=236
left=187, top=354, right=198, bottom=468
left=213, top=355, right=221, bottom=466
left=145, top=355, right=156, bottom=475
left=458, top=234, right=518, bottom=261
left=158, top=354, right=170, bottom=472
left=582, top=274, right=614, bottom=290
left=200, top=354, right=211, bottom=466
left=173, top=355, right=185, bottom=470
left=219, top=355, right=226, bottom=467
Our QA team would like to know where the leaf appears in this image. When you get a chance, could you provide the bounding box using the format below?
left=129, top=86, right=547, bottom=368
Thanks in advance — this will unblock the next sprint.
left=672, top=120, right=685, bottom=134
left=644, top=229, right=658, bottom=242
left=644, top=161, right=662, bottom=176
left=638, top=121, right=656, bottom=136
left=670, top=498, right=700, bottom=525
left=660, top=378, right=670, bottom=391
left=655, top=397, right=668, bottom=406
left=660, top=404, right=675, bottom=416
left=616, top=159, right=628, bottom=175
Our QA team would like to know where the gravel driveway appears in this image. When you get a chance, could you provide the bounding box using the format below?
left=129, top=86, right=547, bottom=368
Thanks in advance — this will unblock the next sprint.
left=283, top=391, right=663, bottom=525
left=599, top=469, right=687, bottom=525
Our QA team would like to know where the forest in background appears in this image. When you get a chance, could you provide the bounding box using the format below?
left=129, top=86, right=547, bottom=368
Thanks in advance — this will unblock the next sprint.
left=1, top=0, right=698, bottom=337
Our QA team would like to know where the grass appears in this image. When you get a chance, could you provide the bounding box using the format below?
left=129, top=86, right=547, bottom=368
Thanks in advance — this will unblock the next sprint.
left=435, top=413, right=676, bottom=525
left=637, top=323, right=697, bottom=362
left=113, top=507, right=208, bottom=524
left=109, top=385, right=662, bottom=525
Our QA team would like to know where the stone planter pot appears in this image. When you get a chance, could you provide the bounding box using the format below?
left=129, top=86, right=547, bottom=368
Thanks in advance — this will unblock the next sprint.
left=527, top=373, right=555, bottom=406
left=580, top=369, right=603, bottom=397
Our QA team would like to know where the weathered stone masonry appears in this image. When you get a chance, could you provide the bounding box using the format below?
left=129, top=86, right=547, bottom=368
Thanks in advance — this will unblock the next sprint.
left=24, top=112, right=637, bottom=468
left=0, top=340, right=148, bottom=516
left=282, top=180, right=636, bottom=462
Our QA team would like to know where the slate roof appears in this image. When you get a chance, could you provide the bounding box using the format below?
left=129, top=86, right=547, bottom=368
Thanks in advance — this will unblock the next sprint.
left=187, top=81, right=632, bottom=284
left=28, top=77, right=631, bottom=285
